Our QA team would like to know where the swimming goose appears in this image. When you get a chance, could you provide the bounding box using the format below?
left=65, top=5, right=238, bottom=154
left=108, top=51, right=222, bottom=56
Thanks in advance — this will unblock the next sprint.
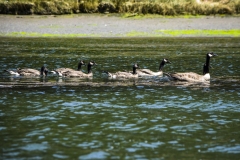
left=137, top=58, right=171, bottom=77
left=55, top=61, right=97, bottom=78
left=4, top=66, right=48, bottom=76
left=103, top=63, right=139, bottom=79
left=166, top=52, right=217, bottom=82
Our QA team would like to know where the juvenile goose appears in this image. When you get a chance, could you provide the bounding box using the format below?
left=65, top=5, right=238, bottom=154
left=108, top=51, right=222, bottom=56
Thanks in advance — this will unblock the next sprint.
left=103, top=63, right=139, bottom=79
left=55, top=61, right=97, bottom=78
left=166, top=52, right=217, bottom=82
left=137, top=58, right=171, bottom=77
left=4, top=66, right=48, bottom=76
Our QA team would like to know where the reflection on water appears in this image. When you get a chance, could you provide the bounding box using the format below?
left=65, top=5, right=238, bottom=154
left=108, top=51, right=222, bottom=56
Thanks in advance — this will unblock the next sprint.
left=0, top=37, right=240, bottom=159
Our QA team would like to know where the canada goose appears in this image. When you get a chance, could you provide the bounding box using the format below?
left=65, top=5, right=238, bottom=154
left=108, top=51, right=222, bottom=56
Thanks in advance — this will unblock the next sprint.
left=137, top=58, right=171, bottom=77
left=4, top=66, right=48, bottom=76
left=166, top=52, right=217, bottom=82
left=50, top=60, right=85, bottom=75
left=103, top=63, right=139, bottom=79
left=54, top=61, right=97, bottom=78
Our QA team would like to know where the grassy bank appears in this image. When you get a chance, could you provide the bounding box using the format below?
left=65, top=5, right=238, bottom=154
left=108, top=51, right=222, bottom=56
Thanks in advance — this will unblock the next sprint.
left=0, top=0, right=240, bottom=15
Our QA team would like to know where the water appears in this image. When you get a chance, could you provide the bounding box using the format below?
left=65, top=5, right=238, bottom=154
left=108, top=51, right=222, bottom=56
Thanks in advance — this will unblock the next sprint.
left=0, top=37, right=240, bottom=159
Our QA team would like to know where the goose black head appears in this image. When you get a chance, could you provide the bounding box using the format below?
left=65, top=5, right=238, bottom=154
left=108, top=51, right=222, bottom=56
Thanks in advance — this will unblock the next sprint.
left=159, top=58, right=171, bottom=71
left=78, top=60, right=85, bottom=71
left=133, top=63, right=139, bottom=69
left=89, top=61, right=97, bottom=66
left=132, top=63, right=139, bottom=74
left=207, top=52, right=218, bottom=58
left=163, top=58, right=171, bottom=64
left=41, top=66, right=48, bottom=76
left=87, top=61, right=97, bottom=73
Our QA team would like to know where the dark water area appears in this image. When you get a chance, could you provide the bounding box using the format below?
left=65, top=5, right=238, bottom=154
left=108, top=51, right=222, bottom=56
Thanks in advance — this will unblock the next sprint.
left=0, top=37, right=240, bottom=159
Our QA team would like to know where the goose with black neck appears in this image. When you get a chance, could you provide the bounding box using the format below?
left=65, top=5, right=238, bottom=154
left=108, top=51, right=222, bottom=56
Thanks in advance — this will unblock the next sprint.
left=166, top=52, right=217, bottom=82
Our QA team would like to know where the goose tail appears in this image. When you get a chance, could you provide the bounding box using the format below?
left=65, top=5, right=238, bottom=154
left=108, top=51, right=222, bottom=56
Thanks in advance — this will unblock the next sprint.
left=4, top=69, right=20, bottom=76
left=49, top=70, right=57, bottom=75
left=163, top=72, right=172, bottom=77
left=51, top=70, right=63, bottom=77
left=163, top=72, right=176, bottom=80
left=102, top=71, right=113, bottom=78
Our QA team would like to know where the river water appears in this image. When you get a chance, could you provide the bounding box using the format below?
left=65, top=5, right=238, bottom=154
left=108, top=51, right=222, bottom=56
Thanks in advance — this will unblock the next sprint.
left=0, top=37, right=240, bottom=159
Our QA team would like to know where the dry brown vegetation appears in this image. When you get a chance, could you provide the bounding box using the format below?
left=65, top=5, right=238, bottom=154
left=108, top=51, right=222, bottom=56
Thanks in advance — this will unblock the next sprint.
left=0, top=0, right=239, bottom=15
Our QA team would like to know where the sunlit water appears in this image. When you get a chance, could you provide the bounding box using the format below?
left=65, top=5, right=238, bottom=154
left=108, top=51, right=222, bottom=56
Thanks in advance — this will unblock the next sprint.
left=0, top=37, right=240, bottom=159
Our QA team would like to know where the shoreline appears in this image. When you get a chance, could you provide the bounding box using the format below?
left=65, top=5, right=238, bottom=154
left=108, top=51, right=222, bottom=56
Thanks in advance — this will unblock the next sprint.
left=0, top=14, right=240, bottom=37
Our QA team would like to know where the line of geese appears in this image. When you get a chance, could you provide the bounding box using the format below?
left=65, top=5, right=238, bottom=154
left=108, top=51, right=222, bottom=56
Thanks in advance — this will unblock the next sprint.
left=4, top=52, right=217, bottom=82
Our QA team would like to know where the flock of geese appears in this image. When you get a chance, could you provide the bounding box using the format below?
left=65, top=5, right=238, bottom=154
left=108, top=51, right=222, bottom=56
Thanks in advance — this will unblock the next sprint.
left=4, top=52, right=217, bottom=83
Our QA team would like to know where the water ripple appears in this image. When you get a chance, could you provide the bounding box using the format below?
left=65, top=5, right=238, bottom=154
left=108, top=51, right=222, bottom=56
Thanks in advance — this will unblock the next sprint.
left=79, top=151, right=109, bottom=159
left=21, top=143, right=48, bottom=151
left=21, top=116, right=56, bottom=121
left=206, top=145, right=240, bottom=153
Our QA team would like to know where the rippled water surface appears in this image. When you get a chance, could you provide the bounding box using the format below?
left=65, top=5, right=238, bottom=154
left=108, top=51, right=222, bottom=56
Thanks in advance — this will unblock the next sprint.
left=0, top=37, right=240, bottom=159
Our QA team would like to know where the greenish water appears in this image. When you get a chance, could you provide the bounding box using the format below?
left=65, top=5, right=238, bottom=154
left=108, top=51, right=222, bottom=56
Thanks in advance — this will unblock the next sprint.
left=0, top=37, right=240, bottom=159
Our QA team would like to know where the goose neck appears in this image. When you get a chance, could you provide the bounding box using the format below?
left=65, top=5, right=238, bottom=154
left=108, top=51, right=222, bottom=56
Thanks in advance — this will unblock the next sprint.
left=78, top=63, right=82, bottom=71
left=87, top=64, right=92, bottom=73
left=204, top=54, right=211, bottom=74
left=133, top=67, right=137, bottom=74
left=159, top=61, right=165, bottom=71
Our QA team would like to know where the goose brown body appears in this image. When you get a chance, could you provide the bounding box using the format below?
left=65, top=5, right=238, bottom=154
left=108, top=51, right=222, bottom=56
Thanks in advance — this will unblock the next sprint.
left=169, top=72, right=210, bottom=82
left=55, top=61, right=96, bottom=78
left=5, top=66, right=48, bottom=76
left=104, top=63, right=139, bottom=79
left=167, top=52, right=217, bottom=82
left=137, top=58, right=171, bottom=77
left=54, top=60, right=85, bottom=74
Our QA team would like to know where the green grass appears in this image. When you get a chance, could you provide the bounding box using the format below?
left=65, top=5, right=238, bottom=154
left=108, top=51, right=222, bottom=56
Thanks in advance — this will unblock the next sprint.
left=156, top=29, right=240, bottom=37
left=1, top=29, right=240, bottom=37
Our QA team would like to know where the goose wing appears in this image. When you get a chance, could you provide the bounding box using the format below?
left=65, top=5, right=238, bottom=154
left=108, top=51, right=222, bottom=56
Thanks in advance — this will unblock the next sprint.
left=62, top=70, right=91, bottom=77
left=104, top=71, right=137, bottom=79
left=17, top=68, right=40, bottom=76
left=138, top=69, right=162, bottom=76
left=138, top=69, right=153, bottom=75
left=170, top=72, right=204, bottom=82
left=55, top=68, right=75, bottom=73
left=115, top=71, right=138, bottom=79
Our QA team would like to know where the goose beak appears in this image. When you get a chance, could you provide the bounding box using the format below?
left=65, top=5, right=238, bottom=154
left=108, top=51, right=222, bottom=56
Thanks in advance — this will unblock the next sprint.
left=213, top=53, right=218, bottom=56
left=167, top=61, right=171, bottom=64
